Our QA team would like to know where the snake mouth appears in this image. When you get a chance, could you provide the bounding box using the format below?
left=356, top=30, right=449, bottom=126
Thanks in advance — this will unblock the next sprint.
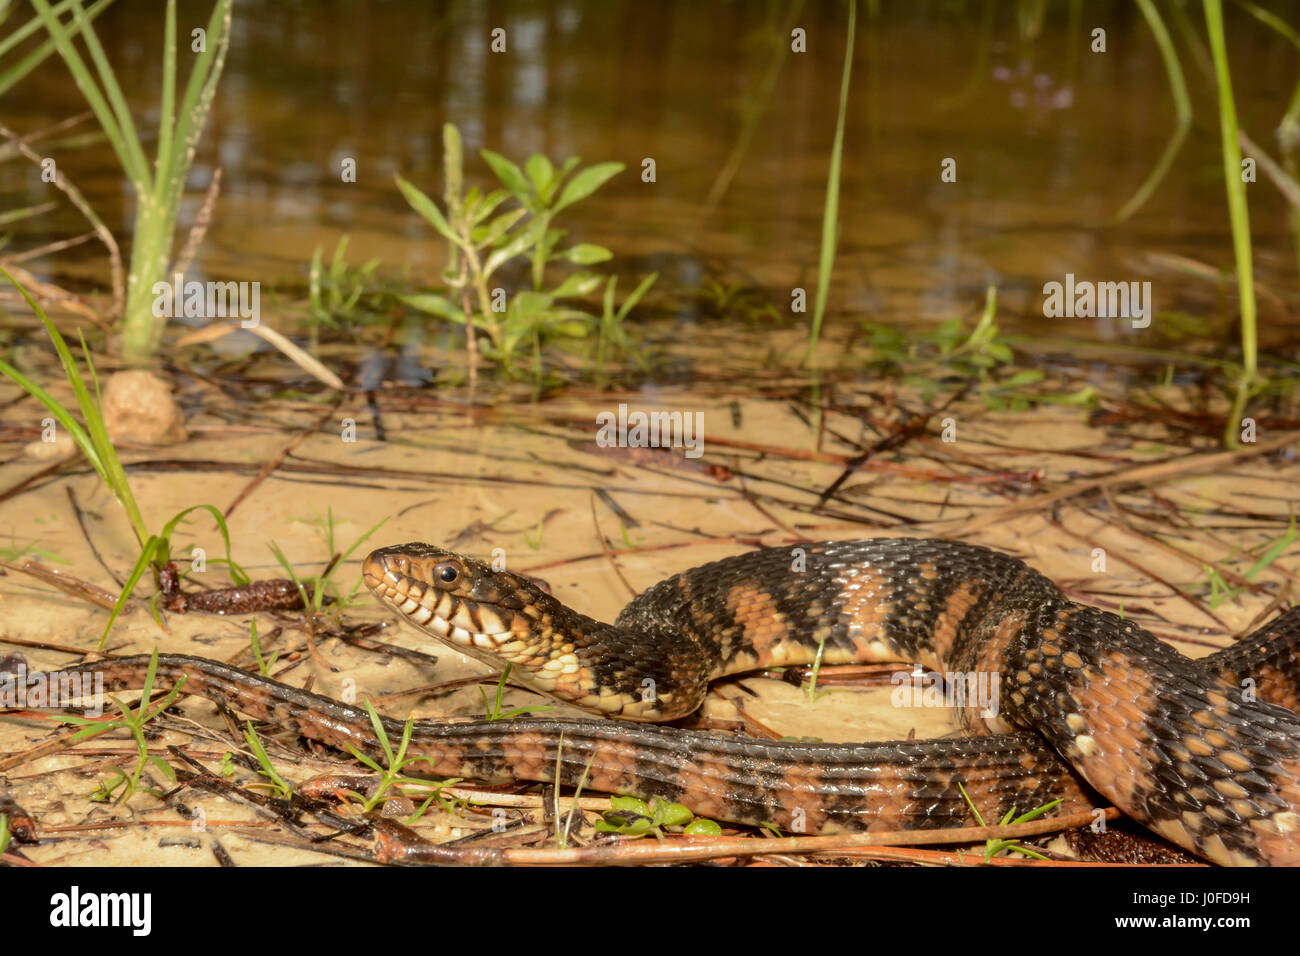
left=363, top=545, right=517, bottom=659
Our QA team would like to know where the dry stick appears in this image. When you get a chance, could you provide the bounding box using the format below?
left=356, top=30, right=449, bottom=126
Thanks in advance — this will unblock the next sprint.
left=1047, top=515, right=1228, bottom=634
left=587, top=494, right=639, bottom=601
left=1138, top=486, right=1300, bottom=592
left=66, top=486, right=123, bottom=588
left=0, top=634, right=106, bottom=657
left=0, top=262, right=106, bottom=325
left=942, top=433, right=1298, bottom=535
left=518, top=536, right=769, bottom=574
left=4, top=232, right=96, bottom=262
left=1098, top=490, right=1278, bottom=604
left=0, top=110, right=94, bottom=158
left=223, top=397, right=343, bottom=519
left=736, top=470, right=813, bottom=541
left=0, top=121, right=124, bottom=317
left=170, top=167, right=223, bottom=278
left=381, top=807, right=1124, bottom=866
left=0, top=559, right=123, bottom=612
left=0, top=724, right=95, bottom=772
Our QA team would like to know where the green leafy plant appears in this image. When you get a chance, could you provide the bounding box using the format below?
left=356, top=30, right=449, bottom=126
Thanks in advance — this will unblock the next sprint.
left=860, top=287, right=1095, bottom=410
left=0, top=273, right=246, bottom=646
left=698, top=279, right=780, bottom=325
left=58, top=648, right=184, bottom=802
left=958, top=782, right=1061, bottom=861
left=594, top=795, right=721, bottom=838
left=479, top=147, right=622, bottom=293
left=396, top=123, right=654, bottom=377
left=307, top=235, right=381, bottom=337
left=31, top=0, right=232, bottom=362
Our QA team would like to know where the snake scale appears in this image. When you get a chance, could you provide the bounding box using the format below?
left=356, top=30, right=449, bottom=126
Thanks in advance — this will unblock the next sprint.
left=12, top=538, right=1300, bottom=865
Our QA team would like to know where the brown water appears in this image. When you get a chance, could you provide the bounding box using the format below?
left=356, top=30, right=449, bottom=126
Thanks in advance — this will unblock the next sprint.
left=6, top=0, right=1298, bottom=339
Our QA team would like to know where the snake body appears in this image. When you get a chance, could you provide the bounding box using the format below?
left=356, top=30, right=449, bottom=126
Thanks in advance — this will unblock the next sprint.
left=8, top=539, right=1300, bottom=865
left=362, top=537, right=1300, bottom=866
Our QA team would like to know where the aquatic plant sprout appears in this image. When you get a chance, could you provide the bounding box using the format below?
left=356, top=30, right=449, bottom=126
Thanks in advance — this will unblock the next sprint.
left=397, top=122, right=654, bottom=379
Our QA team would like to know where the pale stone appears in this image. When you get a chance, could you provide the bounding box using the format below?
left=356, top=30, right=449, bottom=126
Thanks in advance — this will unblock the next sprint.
left=23, top=429, right=77, bottom=461
left=101, top=370, right=187, bottom=446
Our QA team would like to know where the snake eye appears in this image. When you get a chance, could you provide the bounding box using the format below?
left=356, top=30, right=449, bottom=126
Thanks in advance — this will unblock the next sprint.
left=436, top=562, right=459, bottom=584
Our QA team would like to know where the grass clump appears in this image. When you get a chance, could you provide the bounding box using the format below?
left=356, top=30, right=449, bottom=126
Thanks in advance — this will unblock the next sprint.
left=0, top=272, right=245, bottom=646
left=58, top=648, right=185, bottom=802
left=31, top=0, right=232, bottom=363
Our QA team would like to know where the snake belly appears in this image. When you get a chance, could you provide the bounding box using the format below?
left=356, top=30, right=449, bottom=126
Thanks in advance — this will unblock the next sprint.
left=362, top=537, right=1300, bottom=866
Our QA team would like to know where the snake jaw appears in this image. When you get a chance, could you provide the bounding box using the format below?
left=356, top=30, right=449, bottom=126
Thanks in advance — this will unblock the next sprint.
left=363, top=545, right=525, bottom=663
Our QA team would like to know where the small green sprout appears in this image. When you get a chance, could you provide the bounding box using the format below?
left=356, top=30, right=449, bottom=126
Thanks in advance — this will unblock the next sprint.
left=594, top=795, right=719, bottom=839
left=248, top=619, right=278, bottom=676
left=481, top=664, right=554, bottom=722
left=958, top=781, right=1062, bottom=862
left=243, top=722, right=294, bottom=799
left=802, top=635, right=831, bottom=703
left=343, top=699, right=461, bottom=817
left=59, top=648, right=184, bottom=802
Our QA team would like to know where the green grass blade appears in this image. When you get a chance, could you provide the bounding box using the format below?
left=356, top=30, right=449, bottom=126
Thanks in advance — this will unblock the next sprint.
left=1204, top=0, right=1260, bottom=444
left=28, top=0, right=146, bottom=186
left=0, top=0, right=113, bottom=97
left=153, top=0, right=178, bottom=203
left=0, top=356, right=101, bottom=478
left=616, top=272, right=659, bottom=322
left=804, top=0, right=856, bottom=366
left=158, top=0, right=230, bottom=223
left=158, top=503, right=249, bottom=584
left=99, top=535, right=162, bottom=648
left=64, top=0, right=151, bottom=188
left=75, top=331, right=148, bottom=543
left=1111, top=0, right=1191, bottom=222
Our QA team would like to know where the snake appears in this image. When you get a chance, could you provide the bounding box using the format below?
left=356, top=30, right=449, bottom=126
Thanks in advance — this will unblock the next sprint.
left=7, top=538, right=1300, bottom=865
left=360, top=537, right=1300, bottom=866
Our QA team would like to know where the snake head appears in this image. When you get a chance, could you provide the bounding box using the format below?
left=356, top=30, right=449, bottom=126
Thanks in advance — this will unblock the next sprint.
left=363, top=544, right=536, bottom=664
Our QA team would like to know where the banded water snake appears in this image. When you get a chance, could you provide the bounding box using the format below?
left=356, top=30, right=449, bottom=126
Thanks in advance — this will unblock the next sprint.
left=8, top=538, right=1300, bottom=865
left=362, top=537, right=1300, bottom=866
